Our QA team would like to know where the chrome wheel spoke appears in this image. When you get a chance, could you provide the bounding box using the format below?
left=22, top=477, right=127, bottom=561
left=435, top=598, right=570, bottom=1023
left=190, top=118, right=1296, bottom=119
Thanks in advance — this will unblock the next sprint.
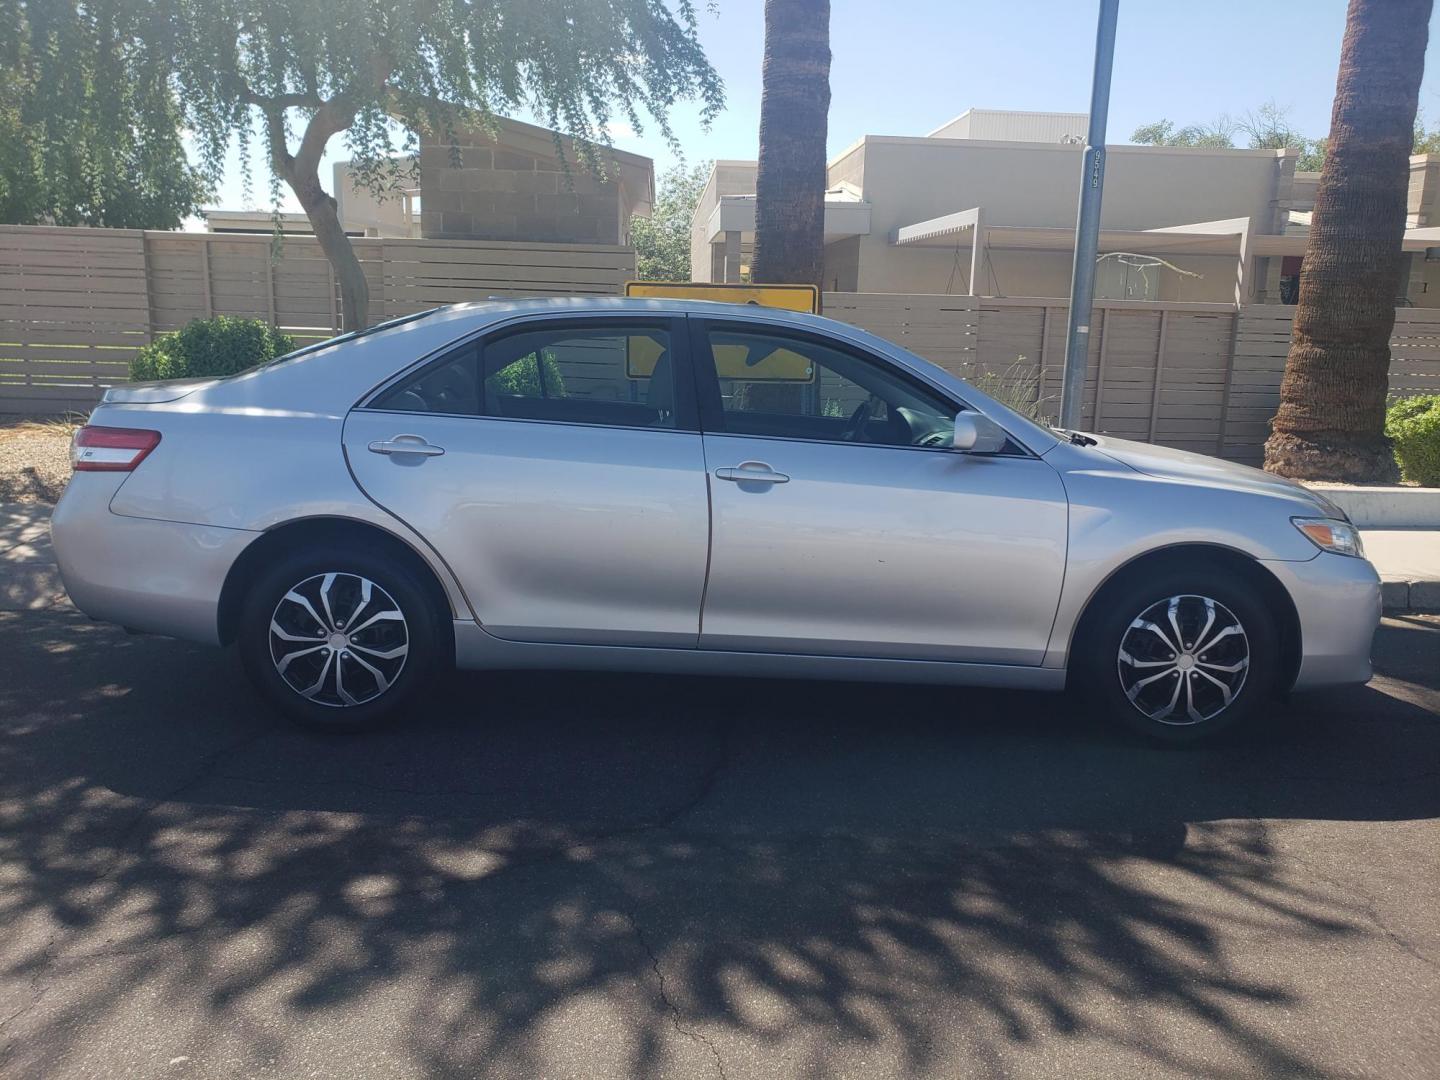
left=1198, top=656, right=1248, bottom=674
left=1126, top=666, right=1180, bottom=702
left=345, top=578, right=375, bottom=631
left=1198, top=625, right=1243, bottom=651
left=348, top=607, right=405, bottom=636
left=346, top=649, right=393, bottom=694
left=270, top=619, right=324, bottom=644
left=1184, top=671, right=1204, bottom=724
left=1119, top=649, right=1174, bottom=669
left=1132, top=619, right=1180, bottom=655
left=275, top=643, right=326, bottom=674
left=1192, top=600, right=1217, bottom=654
left=1152, top=669, right=1185, bottom=720
left=1194, top=667, right=1235, bottom=705
left=298, top=650, right=336, bottom=699
left=284, top=590, right=331, bottom=633
left=335, top=654, right=359, bottom=707
left=349, top=642, right=408, bottom=661
left=319, top=573, right=340, bottom=631
left=1167, top=597, right=1187, bottom=652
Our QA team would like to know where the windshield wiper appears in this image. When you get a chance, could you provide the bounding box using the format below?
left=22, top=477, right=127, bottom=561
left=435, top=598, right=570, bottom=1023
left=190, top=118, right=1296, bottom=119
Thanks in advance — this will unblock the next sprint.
left=1068, top=431, right=1098, bottom=446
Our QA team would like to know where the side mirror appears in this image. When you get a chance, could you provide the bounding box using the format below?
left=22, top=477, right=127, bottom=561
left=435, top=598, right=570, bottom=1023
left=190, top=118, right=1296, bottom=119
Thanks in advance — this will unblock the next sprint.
left=952, top=411, right=1008, bottom=454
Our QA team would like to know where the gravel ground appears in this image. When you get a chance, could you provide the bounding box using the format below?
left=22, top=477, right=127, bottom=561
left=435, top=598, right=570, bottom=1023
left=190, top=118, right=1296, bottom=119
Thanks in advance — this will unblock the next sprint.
left=0, top=420, right=74, bottom=504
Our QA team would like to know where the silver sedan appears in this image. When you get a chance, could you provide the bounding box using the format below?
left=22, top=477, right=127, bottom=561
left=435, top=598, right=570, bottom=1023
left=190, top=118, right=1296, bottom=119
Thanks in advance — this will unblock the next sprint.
left=51, top=298, right=1380, bottom=742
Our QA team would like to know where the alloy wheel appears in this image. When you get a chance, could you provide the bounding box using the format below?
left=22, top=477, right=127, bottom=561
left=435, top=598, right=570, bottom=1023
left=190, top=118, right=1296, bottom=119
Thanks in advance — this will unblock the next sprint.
left=268, top=572, right=409, bottom=708
left=1116, top=594, right=1250, bottom=726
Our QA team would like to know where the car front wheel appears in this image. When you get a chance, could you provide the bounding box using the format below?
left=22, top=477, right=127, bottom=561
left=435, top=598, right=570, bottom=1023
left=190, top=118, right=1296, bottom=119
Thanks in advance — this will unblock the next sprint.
left=1080, top=567, right=1281, bottom=744
left=238, top=547, right=444, bottom=731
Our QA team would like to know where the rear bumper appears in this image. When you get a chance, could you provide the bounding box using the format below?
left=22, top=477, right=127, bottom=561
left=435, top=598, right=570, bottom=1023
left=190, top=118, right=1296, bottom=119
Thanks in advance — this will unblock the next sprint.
left=51, top=475, right=257, bottom=645
left=1263, top=552, right=1382, bottom=692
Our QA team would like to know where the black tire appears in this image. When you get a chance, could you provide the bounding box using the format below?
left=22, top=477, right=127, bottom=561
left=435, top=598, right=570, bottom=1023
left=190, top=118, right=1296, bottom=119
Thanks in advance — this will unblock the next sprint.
left=1075, top=563, right=1281, bottom=745
left=238, top=544, right=446, bottom=731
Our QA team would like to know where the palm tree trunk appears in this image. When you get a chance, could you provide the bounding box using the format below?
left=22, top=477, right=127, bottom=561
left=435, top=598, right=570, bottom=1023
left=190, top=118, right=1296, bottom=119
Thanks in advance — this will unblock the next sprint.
left=1264, top=0, right=1432, bottom=481
left=750, top=0, right=831, bottom=288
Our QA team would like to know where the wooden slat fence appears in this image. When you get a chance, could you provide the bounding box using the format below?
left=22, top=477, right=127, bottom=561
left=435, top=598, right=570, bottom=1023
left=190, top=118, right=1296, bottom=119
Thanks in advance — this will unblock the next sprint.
left=1, top=224, right=635, bottom=414
left=825, top=293, right=1440, bottom=464
left=5, top=225, right=1440, bottom=463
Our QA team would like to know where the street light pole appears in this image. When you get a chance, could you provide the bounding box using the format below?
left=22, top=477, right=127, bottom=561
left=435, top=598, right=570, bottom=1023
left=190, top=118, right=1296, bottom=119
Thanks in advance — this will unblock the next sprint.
left=1059, top=0, right=1120, bottom=431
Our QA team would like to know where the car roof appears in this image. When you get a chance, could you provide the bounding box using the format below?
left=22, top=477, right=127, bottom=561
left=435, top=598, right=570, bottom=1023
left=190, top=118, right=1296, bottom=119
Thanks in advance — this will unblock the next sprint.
left=420, top=296, right=837, bottom=332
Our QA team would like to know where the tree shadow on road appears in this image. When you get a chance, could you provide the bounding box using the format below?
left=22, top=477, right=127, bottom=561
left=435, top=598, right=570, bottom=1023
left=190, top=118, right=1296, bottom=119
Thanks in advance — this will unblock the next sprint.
left=0, top=613, right=1435, bottom=1077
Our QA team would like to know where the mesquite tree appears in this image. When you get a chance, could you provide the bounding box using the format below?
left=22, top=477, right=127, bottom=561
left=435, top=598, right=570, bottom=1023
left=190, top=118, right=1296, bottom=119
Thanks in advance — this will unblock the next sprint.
left=1264, top=0, right=1432, bottom=481
left=147, top=0, right=723, bottom=330
left=750, top=0, right=830, bottom=287
left=1, top=0, right=209, bottom=228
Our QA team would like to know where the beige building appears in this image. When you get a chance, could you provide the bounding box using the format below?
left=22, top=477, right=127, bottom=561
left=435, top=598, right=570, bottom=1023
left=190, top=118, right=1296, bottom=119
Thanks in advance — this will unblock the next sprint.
left=202, top=162, right=421, bottom=238
left=203, top=116, right=654, bottom=247
left=692, top=107, right=1440, bottom=307
left=417, top=115, right=652, bottom=245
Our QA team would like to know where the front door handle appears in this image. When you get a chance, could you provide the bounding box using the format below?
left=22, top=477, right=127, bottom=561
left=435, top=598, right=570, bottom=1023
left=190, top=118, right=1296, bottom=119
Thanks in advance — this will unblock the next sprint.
left=368, top=434, right=446, bottom=458
left=715, top=461, right=789, bottom=484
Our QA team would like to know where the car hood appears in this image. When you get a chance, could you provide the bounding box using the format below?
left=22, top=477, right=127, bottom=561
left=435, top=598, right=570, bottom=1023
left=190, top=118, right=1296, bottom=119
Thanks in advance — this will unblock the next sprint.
left=1088, top=434, right=1344, bottom=516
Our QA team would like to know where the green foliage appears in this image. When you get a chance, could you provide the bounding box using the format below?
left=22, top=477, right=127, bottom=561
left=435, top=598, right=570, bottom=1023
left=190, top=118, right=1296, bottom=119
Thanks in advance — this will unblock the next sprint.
left=147, top=0, right=724, bottom=205
left=631, top=161, right=712, bottom=282
left=1386, top=394, right=1440, bottom=486
left=486, top=353, right=567, bottom=399
left=1413, top=110, right=1440, bottom=155
left=1130, top=102, right=1329, bottom=169
left=0, top=0, right=210, bottom=228
left=1130, top=118, right=1236, bottom=149
left=129, top=318, right=296, bottom=382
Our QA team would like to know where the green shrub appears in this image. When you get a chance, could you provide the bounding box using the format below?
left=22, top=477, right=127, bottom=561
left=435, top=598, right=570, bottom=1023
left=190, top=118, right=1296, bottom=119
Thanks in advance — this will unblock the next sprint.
left=1386, top=394, right=1440, bottom=486
left=129, top=316, right=296, bottom=382
left=485, top=352, right=567, bottom=398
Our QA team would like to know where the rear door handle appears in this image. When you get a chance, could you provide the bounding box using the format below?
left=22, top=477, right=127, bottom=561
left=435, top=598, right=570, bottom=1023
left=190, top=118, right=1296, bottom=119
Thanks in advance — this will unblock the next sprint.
left=368, top=434, right=446, bottom=457
left=715, top=461, right=789, bottom=484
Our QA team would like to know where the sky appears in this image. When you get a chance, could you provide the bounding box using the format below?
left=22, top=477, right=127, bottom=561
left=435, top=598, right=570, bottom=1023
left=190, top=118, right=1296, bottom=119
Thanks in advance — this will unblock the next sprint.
left=198, top=0, right=1440, bottom=214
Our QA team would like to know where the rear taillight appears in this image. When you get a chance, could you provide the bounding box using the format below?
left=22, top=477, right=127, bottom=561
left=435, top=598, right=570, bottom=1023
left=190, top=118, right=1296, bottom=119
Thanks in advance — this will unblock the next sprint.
left=71, top=425, right=162, bottom=472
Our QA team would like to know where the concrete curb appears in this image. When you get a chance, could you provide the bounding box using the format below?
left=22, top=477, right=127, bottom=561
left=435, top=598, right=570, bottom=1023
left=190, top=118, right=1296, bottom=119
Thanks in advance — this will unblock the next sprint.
left=1381, top=579, right=1440, bottom=615
left=1306, top=482, right=1440, bottom=529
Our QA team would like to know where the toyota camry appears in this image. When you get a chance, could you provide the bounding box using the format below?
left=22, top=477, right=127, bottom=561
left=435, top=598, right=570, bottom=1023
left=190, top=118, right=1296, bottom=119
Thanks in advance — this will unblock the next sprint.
left=51, top=298, right=1381, bottom=742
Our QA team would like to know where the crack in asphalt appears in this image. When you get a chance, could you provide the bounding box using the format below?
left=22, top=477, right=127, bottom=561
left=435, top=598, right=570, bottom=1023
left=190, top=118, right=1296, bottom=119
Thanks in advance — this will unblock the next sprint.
left=1282, top=848, right=1439, bottom=973
left=0, top=934, right=57, bottom=1069
left=622, top=910, right=729, bottom=1080
left=102, top=724, right=281, bottom=877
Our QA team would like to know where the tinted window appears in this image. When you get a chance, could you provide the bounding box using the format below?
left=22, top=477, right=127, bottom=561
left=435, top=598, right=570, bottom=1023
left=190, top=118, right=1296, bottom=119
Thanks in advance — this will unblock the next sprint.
left=375, top=346, right=480, bottom=415
left=703, top=329, right=958, bottom=449
left=375, top=324, right=678, bottom=429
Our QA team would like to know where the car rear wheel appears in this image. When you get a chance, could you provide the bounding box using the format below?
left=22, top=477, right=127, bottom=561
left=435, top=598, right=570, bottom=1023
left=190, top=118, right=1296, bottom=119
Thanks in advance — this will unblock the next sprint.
left=1078, top=566, right=1281, bottom=744
left=238, top=547, right=444, bottom=731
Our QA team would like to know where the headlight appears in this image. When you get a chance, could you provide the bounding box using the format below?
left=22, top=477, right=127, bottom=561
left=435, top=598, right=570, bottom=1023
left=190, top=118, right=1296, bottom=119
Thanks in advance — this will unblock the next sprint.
left=1293, top=517, right=1365, bottom=558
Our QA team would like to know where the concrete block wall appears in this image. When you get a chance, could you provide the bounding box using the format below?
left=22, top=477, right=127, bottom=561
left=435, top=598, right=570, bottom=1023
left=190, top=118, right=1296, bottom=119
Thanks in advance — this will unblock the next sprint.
left=419, top=135, right=623, bottom=245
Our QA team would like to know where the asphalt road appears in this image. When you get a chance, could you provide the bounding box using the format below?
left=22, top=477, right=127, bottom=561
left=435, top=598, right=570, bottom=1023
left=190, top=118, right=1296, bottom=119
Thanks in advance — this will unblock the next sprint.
left=0, top=611, right=1436, bottom=1080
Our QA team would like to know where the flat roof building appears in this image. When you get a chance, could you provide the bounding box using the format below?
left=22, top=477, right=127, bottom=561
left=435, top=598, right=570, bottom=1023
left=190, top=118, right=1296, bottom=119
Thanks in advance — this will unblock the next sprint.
left=693, top=109, right=1440, bottom=307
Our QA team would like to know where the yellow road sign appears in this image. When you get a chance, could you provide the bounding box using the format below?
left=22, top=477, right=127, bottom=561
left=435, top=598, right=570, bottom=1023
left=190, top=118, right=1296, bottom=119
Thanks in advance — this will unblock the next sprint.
left=624, top=281, right=820, bottom=314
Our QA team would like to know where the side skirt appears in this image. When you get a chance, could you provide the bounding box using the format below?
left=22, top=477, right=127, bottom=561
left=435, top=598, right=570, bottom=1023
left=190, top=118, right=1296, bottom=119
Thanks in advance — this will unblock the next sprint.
left=453, top=621, right=1067, bottom=691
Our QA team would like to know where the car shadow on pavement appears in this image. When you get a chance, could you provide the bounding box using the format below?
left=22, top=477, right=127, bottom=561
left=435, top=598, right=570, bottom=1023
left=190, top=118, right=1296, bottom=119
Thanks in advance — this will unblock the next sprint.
left=0, top=611, right=1436, bottom=1077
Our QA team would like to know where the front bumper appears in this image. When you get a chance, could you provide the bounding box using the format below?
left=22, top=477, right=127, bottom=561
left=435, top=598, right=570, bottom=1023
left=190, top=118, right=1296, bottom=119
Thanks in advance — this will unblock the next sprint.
left=51, top=475, right=258, bottom=645
left=1262, top=551, right=1382, bottom=692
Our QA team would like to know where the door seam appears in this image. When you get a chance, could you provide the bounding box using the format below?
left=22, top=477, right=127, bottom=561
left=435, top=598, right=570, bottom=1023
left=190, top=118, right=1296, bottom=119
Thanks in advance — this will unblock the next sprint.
left=696, top=435, right=715, bottom=645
